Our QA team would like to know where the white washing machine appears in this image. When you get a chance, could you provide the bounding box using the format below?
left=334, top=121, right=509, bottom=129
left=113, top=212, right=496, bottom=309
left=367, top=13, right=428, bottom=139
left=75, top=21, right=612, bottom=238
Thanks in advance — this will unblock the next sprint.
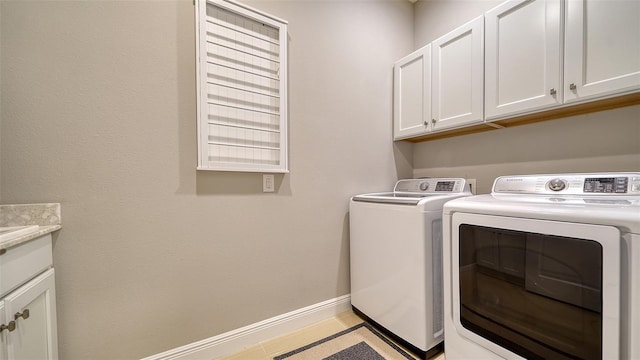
left=350, top=178, right=471, bottom=357
left=442, top=173, right=640, bottom=360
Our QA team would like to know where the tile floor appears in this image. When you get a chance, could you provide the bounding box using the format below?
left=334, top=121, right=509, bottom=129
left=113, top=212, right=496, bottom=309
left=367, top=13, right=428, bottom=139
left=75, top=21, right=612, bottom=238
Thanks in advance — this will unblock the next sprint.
left=216, top=311, right=445, bottom=360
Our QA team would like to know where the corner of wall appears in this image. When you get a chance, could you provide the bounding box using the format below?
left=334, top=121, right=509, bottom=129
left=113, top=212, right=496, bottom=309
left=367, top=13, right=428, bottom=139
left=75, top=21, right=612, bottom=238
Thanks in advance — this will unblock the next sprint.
left=393, top=140, right=414, bottom=179
left=0, top=1, right=3, bottom=203
left=410, top=0, right=418, bottom=51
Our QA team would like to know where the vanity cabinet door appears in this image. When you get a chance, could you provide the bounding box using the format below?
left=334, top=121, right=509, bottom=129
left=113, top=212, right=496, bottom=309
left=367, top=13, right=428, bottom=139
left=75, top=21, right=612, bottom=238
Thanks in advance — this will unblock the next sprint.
left=564, top=0, right=640, bottom=103
left=4, top=269, right=58, bottom=360
left=393, top=45, right=432, bottom=140
left=0, top=301, right=7, bottom=360
left=431, top=15, right=484, bottom=131
left=485, top=0, right=562, bottom=120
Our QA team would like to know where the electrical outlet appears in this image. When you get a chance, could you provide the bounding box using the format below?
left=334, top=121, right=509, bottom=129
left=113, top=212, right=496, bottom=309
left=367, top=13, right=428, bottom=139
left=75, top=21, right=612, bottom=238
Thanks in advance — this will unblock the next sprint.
left=263, top=174, right=275, bottom=192
left=467, top=179, right=477, bottom=194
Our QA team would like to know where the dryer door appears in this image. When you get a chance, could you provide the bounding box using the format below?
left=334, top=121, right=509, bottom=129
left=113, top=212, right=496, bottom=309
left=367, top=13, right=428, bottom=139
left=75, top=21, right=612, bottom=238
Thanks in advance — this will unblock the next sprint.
left=451, top=213, right=620, bottom=360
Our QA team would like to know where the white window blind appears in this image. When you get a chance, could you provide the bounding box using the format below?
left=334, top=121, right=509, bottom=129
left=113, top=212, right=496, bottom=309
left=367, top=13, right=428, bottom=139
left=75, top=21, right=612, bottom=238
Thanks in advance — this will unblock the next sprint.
left=195, top=0, right=288, bottom=172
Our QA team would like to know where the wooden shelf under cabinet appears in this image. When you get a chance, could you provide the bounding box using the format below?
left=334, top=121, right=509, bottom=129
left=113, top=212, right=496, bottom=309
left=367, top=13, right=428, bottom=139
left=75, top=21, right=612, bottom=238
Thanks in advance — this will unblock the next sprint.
left=403, top=92, right=640, bottom=143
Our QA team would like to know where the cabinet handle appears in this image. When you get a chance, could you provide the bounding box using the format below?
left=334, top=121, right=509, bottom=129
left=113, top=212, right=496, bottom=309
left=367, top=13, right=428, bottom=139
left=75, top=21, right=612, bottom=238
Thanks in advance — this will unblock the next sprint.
left=549, top=88, right=556, bottom=95
left=15, top=309, right=30, bottom=321
left=0, top=248, right=5, bottom=256
left=569, top=83, right=577, bottom=91
left=431, top=118, right=436, bottom=124
left=0, top=321, right=16, bottom=332
left=423, top=120, right=429, bottom=126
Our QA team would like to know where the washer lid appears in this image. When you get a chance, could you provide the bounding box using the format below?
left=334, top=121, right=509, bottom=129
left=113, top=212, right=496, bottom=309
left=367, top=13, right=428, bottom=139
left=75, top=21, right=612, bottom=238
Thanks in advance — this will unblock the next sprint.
left=351, top=192, right=434, bottom=205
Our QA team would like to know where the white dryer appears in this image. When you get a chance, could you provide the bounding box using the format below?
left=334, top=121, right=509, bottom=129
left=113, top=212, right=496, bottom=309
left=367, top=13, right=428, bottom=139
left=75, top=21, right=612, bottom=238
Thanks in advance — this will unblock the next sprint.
left=350, top=178, right=471, bottom=358
left=442, top=173, right=640, bottom=360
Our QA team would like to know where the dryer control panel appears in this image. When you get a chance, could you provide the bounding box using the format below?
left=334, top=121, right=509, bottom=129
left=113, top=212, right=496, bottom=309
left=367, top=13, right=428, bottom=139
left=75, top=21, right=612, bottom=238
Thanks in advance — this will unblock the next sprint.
left=492, top=173, right=640, bottom=195
left=583, top=177, right=629, bottom=193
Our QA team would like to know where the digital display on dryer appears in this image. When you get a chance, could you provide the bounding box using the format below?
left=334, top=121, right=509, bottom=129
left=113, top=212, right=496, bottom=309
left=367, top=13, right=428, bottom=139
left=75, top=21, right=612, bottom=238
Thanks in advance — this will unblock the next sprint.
left=436, top=181, right=455, bottom=192
left=584, top=177, right=628, bottom=193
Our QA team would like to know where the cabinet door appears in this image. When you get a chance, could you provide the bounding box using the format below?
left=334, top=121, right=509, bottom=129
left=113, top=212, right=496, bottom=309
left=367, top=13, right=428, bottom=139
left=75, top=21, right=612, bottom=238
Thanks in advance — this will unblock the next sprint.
left=432, top=15, right=484, bottom=131
left=393, top=45, right=432, bottom=140
left=485, top=0, right=562, bottom=120
left=4, top=269, right=58, bottom=360
left=565, top=0, right=640, bottom=103
left=0, top=301, right=6, bottom=360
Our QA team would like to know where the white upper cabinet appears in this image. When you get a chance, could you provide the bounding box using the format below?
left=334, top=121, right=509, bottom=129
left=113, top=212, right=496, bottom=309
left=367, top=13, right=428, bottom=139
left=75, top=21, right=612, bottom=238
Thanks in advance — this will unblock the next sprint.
left=432, top=15, right=485, bottom=131
left=485, top=0, right=562, bottom=120
left=393, top=0, right=639, bottom=142
left=564, top=0, right=640, bottom=103
left=393, top=45, right=432, bottom=140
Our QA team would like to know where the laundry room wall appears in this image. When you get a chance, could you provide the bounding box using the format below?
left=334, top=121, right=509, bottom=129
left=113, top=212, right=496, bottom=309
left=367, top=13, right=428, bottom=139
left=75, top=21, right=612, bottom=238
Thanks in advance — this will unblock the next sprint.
left=0, top=1, right=413, bottom=359
left=0, top=3, right=3, bottom=201
left=412, top=106, right=640, bottom=194
left=411, top=1, right=640, bottom=193
left=413, top=0, right=500, bottom=49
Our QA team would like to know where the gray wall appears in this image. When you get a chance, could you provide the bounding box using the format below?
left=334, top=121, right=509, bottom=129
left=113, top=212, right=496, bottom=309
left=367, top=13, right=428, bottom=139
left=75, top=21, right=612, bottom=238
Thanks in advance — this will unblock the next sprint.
left=0, top=2, right=2, bottom=201
left=0, top=1, right=413, bottom=359
left=412, top=0, right=640, bottom=192
left=414, top=0, right=501, bottom=48
left=412, top=106, right=640, bottom=193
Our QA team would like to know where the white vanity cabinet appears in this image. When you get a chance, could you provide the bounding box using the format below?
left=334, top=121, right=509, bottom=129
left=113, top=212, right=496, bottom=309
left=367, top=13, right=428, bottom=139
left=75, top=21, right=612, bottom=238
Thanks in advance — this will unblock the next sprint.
left=0, top=301, right=5, bottom=360
left=484, top=0, right=562, bottom=120
left=393, top=45, right=432, bottom=140
left=431, top=15, right=484, bottom=131
left=0, top=234, right=58, bottom=360
left=564, top=0, right=640, bottom=103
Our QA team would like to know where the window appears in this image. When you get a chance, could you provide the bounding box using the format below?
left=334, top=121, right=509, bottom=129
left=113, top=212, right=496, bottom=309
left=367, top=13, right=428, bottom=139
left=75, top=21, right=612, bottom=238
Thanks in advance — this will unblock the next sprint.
left=195, top=0, right=288, bottom=172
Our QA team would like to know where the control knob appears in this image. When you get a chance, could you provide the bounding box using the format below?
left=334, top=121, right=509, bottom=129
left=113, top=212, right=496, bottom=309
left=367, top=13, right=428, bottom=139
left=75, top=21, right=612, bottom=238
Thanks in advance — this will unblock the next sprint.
left=547, top=178, right=567, bottom=192
left=419, top=182, right=429, bottom=191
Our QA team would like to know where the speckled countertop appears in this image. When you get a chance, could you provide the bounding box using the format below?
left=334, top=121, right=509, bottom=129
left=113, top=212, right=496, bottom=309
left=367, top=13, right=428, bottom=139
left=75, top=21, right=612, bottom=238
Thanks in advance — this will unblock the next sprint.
left=0, top=203, right=62, bottom=250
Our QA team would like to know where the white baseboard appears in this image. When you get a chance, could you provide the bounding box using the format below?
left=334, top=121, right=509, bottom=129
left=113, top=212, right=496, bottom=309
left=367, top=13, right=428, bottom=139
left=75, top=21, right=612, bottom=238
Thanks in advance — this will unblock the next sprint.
left=141, top=294, right=352, bottom=360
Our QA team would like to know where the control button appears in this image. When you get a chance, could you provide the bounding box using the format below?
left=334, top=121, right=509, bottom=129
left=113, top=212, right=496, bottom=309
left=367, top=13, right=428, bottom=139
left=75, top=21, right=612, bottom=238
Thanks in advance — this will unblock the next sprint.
left=547, top=178, right=567, bottom=192
left=419, top=182, right=429, bottom=191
